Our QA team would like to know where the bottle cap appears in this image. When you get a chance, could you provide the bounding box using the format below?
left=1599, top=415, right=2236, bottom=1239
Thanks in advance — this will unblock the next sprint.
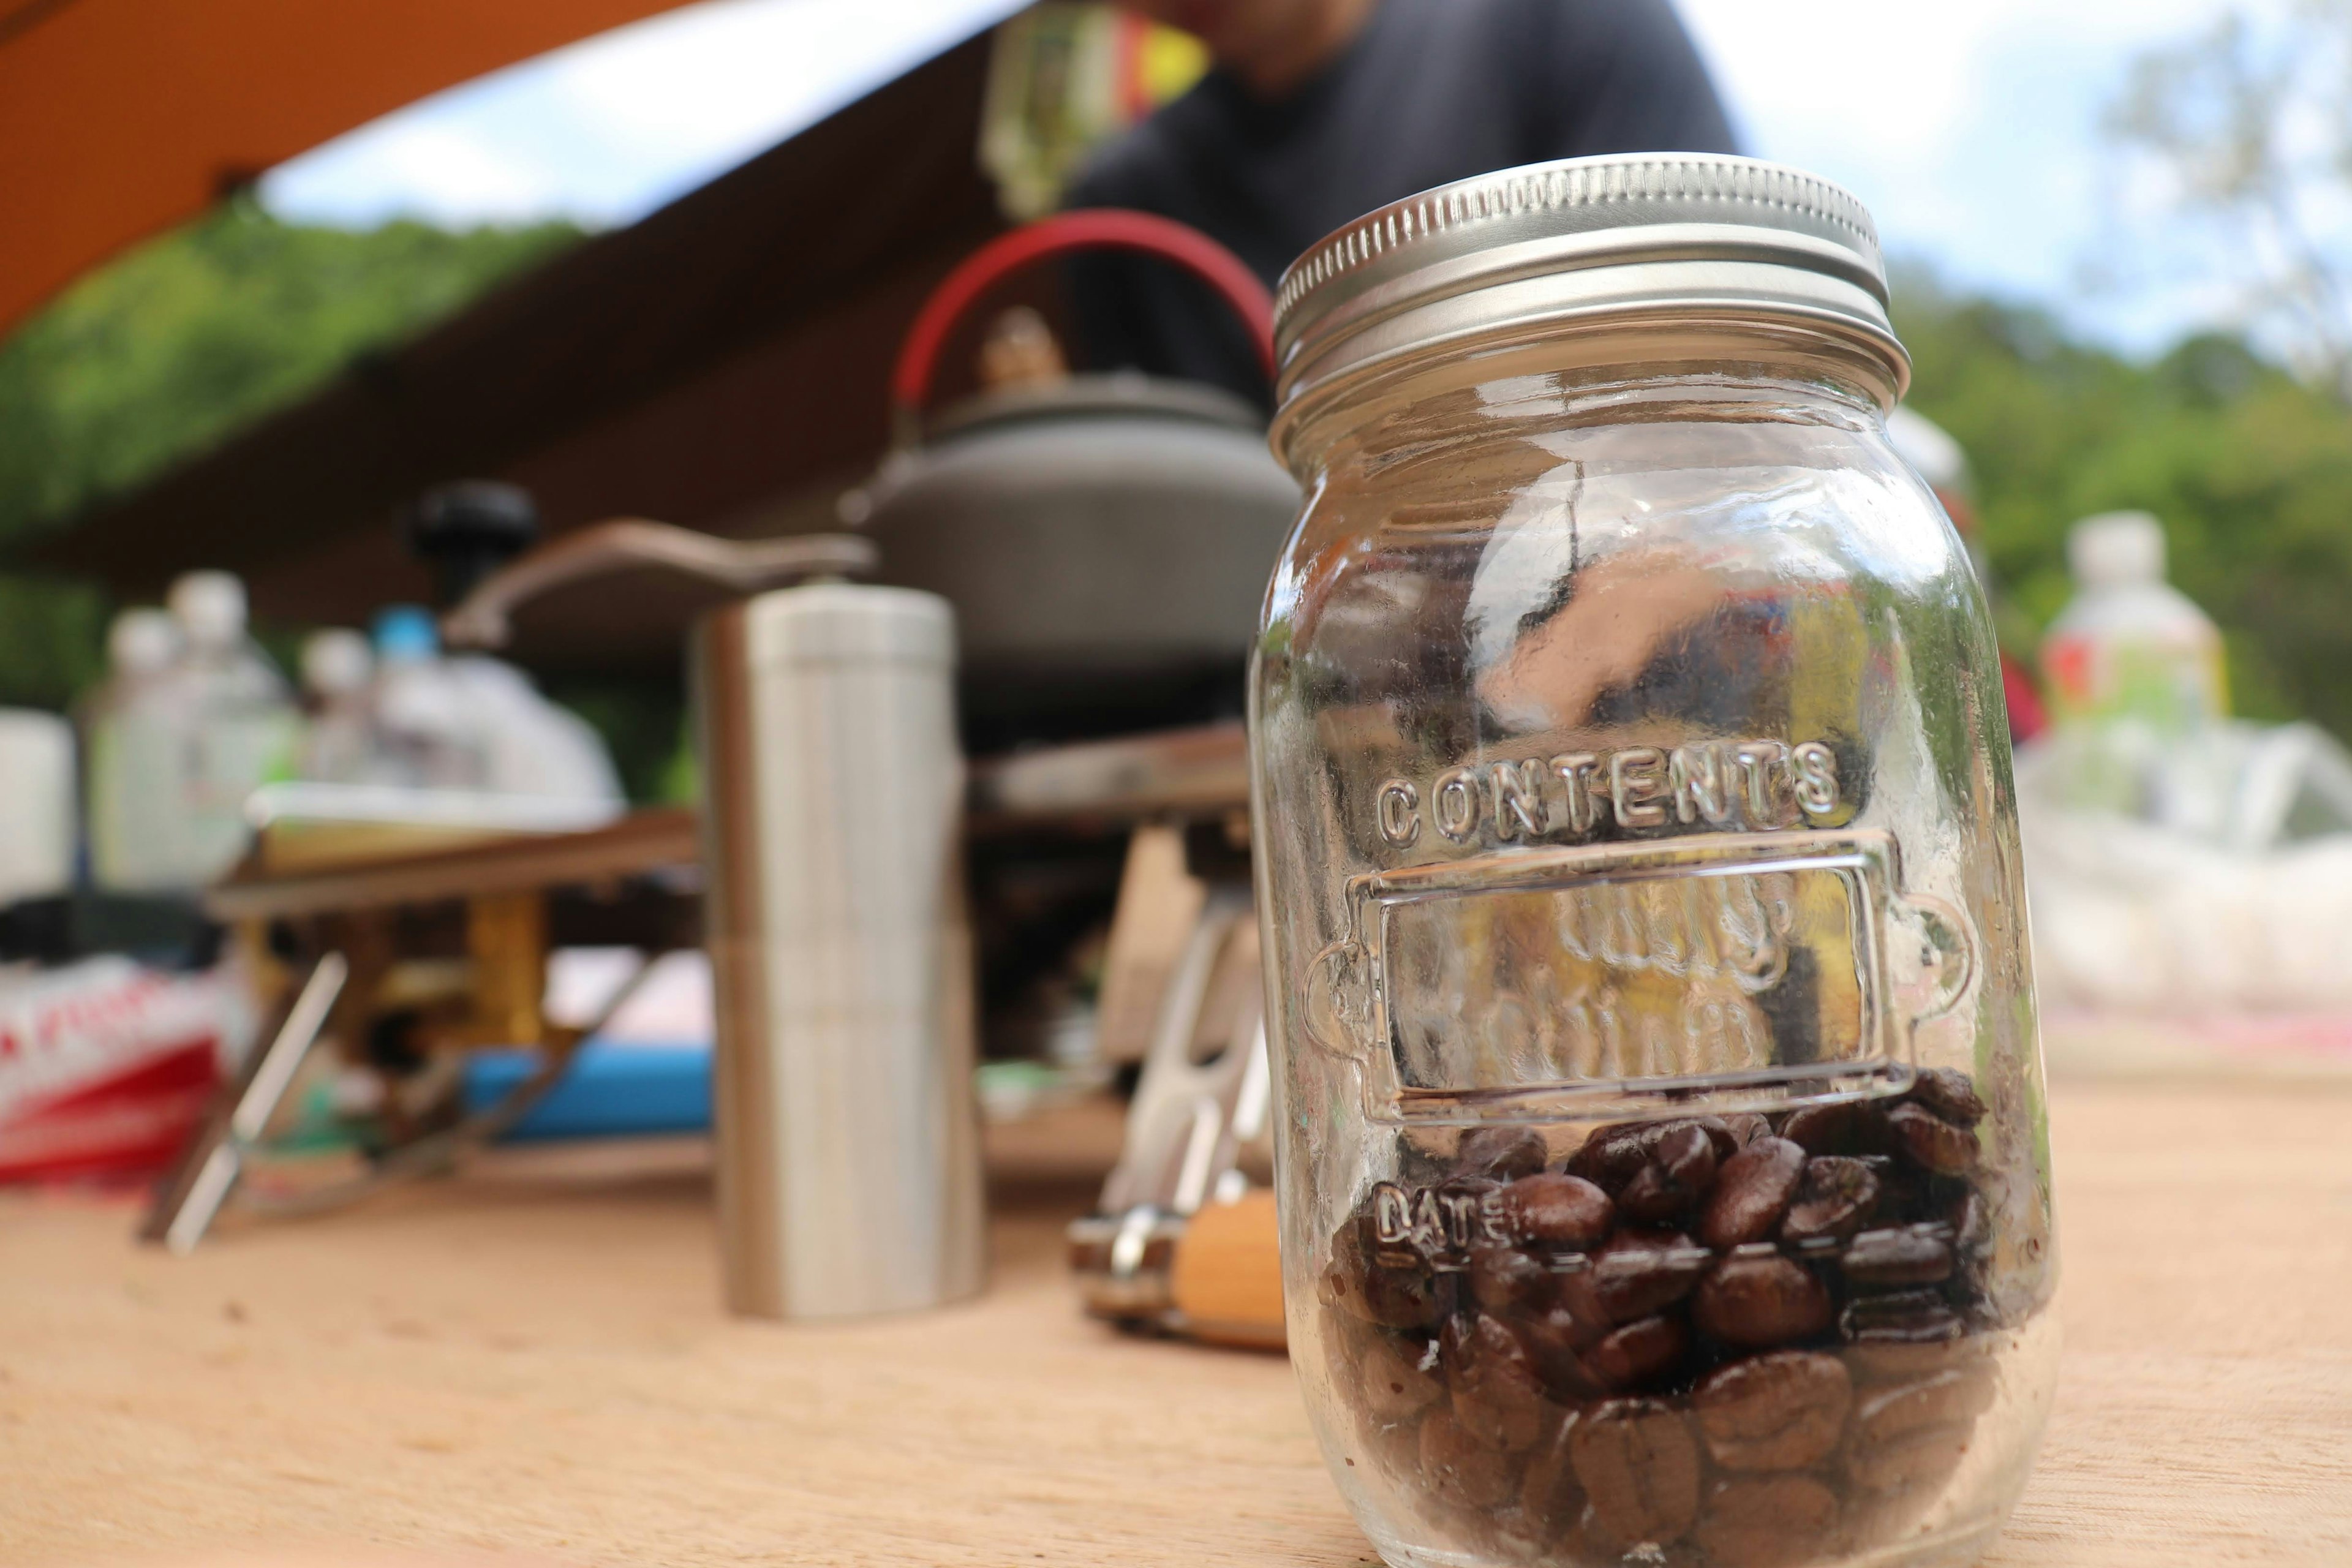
left=301, top=628, right=374, bottom=695
left=108, top=609, right=181, bottom=677
left=167, top=571, right=247, bottom=648
left=373, top=605, right=440, bottom=663
left=2068, top=511, right=2166, bottom=587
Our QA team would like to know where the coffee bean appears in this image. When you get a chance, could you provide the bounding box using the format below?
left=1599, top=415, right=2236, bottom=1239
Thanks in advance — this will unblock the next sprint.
left=1569, top=1398, right=1702, bottom=1545
left=1688, top=1115, right=1742, bottom=1163
left=1839, top=1288, right=1964, bottom=1351
left=1695, top=1248, right=1832, bottom=1348
left=1498, top=1172, right=1613, bottom=1250
left=1588, top=1314, right=1690, bottom=1389
left=1457, top=1125, right=1549, bottom=1182
left=1569, top=1121, right=1669, bottom=1192
left=1518, top=1410, right=1587, bottom=1529
left=1442, top=1312, right=1559, bottom=1452
left=1419, top=1405, right=1521, bottom=1511
left=1844, top=1420, right=1973, bottom=1495
left=1695, top=1474, right=1839, bottom=1568
left=1322, top=1216, right=1444, bottom=1329
left=1885, top=1102, right=1979, bottom=1175
left=1515, top=1302, right=1605, bottom=1400
left=1719, top=1112, right=1774, bottom=1149
left=1842, top=1225, right=1956, bottom=1290
left=1906, top=1067, right=1988, bottom=1128
left=1592, top=1229, right=1711, bottom=1323
left=1701, top=1136, right=1807, bottom=1249
left=1853, top=1365, right=1997, bottom=1446
left=1468, top=1246, right=1553, bottom=1312
left=1693, top=1350, right=1852, bottom=1471
left=1359, top=1332, right=1443, bottom=1423
left=1778, top=1101, right=1892, bottom=1157
left=1618, top=1123, right=1720, bottom=1224
left=1781, top=1156, right=1880, bottom=1245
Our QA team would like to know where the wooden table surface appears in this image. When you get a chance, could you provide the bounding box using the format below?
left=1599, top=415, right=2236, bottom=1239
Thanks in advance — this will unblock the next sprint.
left=3, top=1082, right=2347, bottom=1567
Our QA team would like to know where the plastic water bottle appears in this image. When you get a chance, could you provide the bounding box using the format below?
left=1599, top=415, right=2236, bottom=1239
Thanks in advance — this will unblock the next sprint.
left=370, top=606, right=489, bottom=790
left=298, top=628, right=378, bottom=785
left=2036, top=512, right=2228, bottom=815
left=85, top=610, right=187, bottom=889
left=2041, top=511, right=2227, bottom=733
left=446, top=654, right=622, bottom=804
left=167, top=571, right=301, bottom=883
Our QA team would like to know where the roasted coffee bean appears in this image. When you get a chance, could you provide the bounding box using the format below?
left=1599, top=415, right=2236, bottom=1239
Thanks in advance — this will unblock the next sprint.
left=1468, top=1246, right=1553, bottom=1312
left=1845, top=1420, right=1973, bottom=1495
left=1842, top=1224, right=1956, bottom=1290
left=1518, top=1410, right=1587, bottom=1529
left=1457, top=1125, right=1550, bottom=1182
left=1442, top=1311, right=1559, bottom=1452
left=1781, top=1156, right=1880, bottom=1245
left=1721, top=1112, right=1773, bottom=1148
left=1419, top=1405, right=1521, bottom=1511
left=1323, top=1216, right=1445, bottom=1329
left=1692, top=1350, right=1852, bottom=1471
left=1568, top=1120, right=1669, bottom=1192
left=1700, top=1136, right=1807, bottom=1249
left=1618, top=1123, right=1720, bottom=1224
left=1359, top=1332, right=1443, bottom=1423
left=1688, top=1115, right=1742, bottom=1163
left=1592, top=1229, right=1711, bottom=1323
left=1588, top=1314, right=1690, bottom=1389
left=1694, top=1474, right=1839, bottom=1568
left=1854, top=1365, right=1997, bottom=1446
left=1905, top=1066, right=1988, bottom=1128
left=1695, top=1247, right=1833, bottom=1348
left=1569, top=1398, right=1702, bottom=1546
left=1498, top=1172, right=1614, bottom=1250
left=1885, top=1101, right=1979, bottom=1175
left=1839, top=1287, right=1964, bottom=1351
left=1515, top=1303, right=1605, bottom=1400
left=1777, top=1101, right=1892, bottom=1157
left=1856, top=1154, right=1918, bottom=1225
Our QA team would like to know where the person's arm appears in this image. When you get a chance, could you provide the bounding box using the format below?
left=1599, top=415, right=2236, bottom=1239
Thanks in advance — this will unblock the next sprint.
left=1523, top=0, right=1741, bottom=159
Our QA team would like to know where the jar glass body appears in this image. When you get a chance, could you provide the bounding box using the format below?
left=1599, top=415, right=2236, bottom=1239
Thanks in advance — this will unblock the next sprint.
left=1251, top=347, right=2058, bottom=1568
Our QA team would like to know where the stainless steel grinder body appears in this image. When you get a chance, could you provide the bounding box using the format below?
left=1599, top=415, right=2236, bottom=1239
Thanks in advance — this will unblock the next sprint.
left=693, top=582, right=986, bottom=1319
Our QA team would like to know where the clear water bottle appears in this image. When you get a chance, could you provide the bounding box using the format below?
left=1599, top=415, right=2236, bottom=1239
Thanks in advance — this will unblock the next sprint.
left=85, top=608, right=188, bottom=889
left=297, top=627, right=379, bottom=785
left=2041, top=511, right=2225, bottom=734
left=370, top=606, right=489, bottom=791
left=167, top=571, right=300, bottom=883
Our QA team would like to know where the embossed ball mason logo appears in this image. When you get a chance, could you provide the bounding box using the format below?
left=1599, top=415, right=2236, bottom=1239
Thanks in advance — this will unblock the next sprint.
left=1374, top=738, right=1843, bottom=848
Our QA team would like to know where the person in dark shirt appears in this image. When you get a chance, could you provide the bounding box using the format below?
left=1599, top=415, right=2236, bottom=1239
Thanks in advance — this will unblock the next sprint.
left=1065, top=0, right=1740, bottom=405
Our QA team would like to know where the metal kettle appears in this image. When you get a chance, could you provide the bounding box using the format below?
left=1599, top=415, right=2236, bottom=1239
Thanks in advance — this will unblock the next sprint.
left=844, top=211, right=1298, bottom=740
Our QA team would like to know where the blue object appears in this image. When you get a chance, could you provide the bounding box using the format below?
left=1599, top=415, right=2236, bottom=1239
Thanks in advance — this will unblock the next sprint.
left=466, top=1040, right=712, bottom=1142
left=372, top=604, right=440, bottom=661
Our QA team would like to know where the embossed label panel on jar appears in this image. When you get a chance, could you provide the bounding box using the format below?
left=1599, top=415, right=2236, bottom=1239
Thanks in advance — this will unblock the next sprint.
left=1306, top=830, right=1969, bottom=1123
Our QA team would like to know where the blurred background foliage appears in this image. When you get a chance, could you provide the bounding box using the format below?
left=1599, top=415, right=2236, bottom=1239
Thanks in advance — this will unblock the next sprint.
left=0, top=200, right=2348, bottom=765
left=0, top=202, right=579, bottom=710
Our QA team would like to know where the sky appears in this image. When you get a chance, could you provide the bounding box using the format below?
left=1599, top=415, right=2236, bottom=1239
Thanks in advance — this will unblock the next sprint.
left=260, top=0, right=2264, bottom=355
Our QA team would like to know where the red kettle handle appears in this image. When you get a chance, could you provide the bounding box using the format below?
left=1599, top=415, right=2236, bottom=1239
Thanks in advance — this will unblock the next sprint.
left=888, top=209, right=1276, bottom=420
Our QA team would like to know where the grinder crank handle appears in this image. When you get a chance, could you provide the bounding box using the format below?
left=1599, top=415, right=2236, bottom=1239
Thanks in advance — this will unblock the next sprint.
left=440, top=518, right=876, bottom=650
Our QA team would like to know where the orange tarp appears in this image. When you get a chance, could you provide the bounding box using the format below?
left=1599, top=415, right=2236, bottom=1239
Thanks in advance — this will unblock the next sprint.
left=0, top=0, right=696, bottom=340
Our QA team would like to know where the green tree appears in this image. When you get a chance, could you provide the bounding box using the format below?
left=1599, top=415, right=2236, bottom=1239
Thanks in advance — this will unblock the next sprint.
left=1894, top=271, right=2352, bottom=736
left=0, top=201, right=578, bottom=708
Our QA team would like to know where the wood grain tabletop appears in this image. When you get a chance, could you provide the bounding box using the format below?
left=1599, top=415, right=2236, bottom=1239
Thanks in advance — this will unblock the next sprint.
left=2, top=1082, right=2345, bottom=1566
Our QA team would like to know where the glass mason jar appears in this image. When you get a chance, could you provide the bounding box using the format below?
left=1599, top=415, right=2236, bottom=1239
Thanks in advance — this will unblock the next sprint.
left=1251, top=156, right=2058, bottom=1568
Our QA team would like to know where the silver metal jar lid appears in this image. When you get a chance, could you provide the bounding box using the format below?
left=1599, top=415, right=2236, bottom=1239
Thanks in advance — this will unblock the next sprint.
left=1271, top=154, right=1907, bottom=429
